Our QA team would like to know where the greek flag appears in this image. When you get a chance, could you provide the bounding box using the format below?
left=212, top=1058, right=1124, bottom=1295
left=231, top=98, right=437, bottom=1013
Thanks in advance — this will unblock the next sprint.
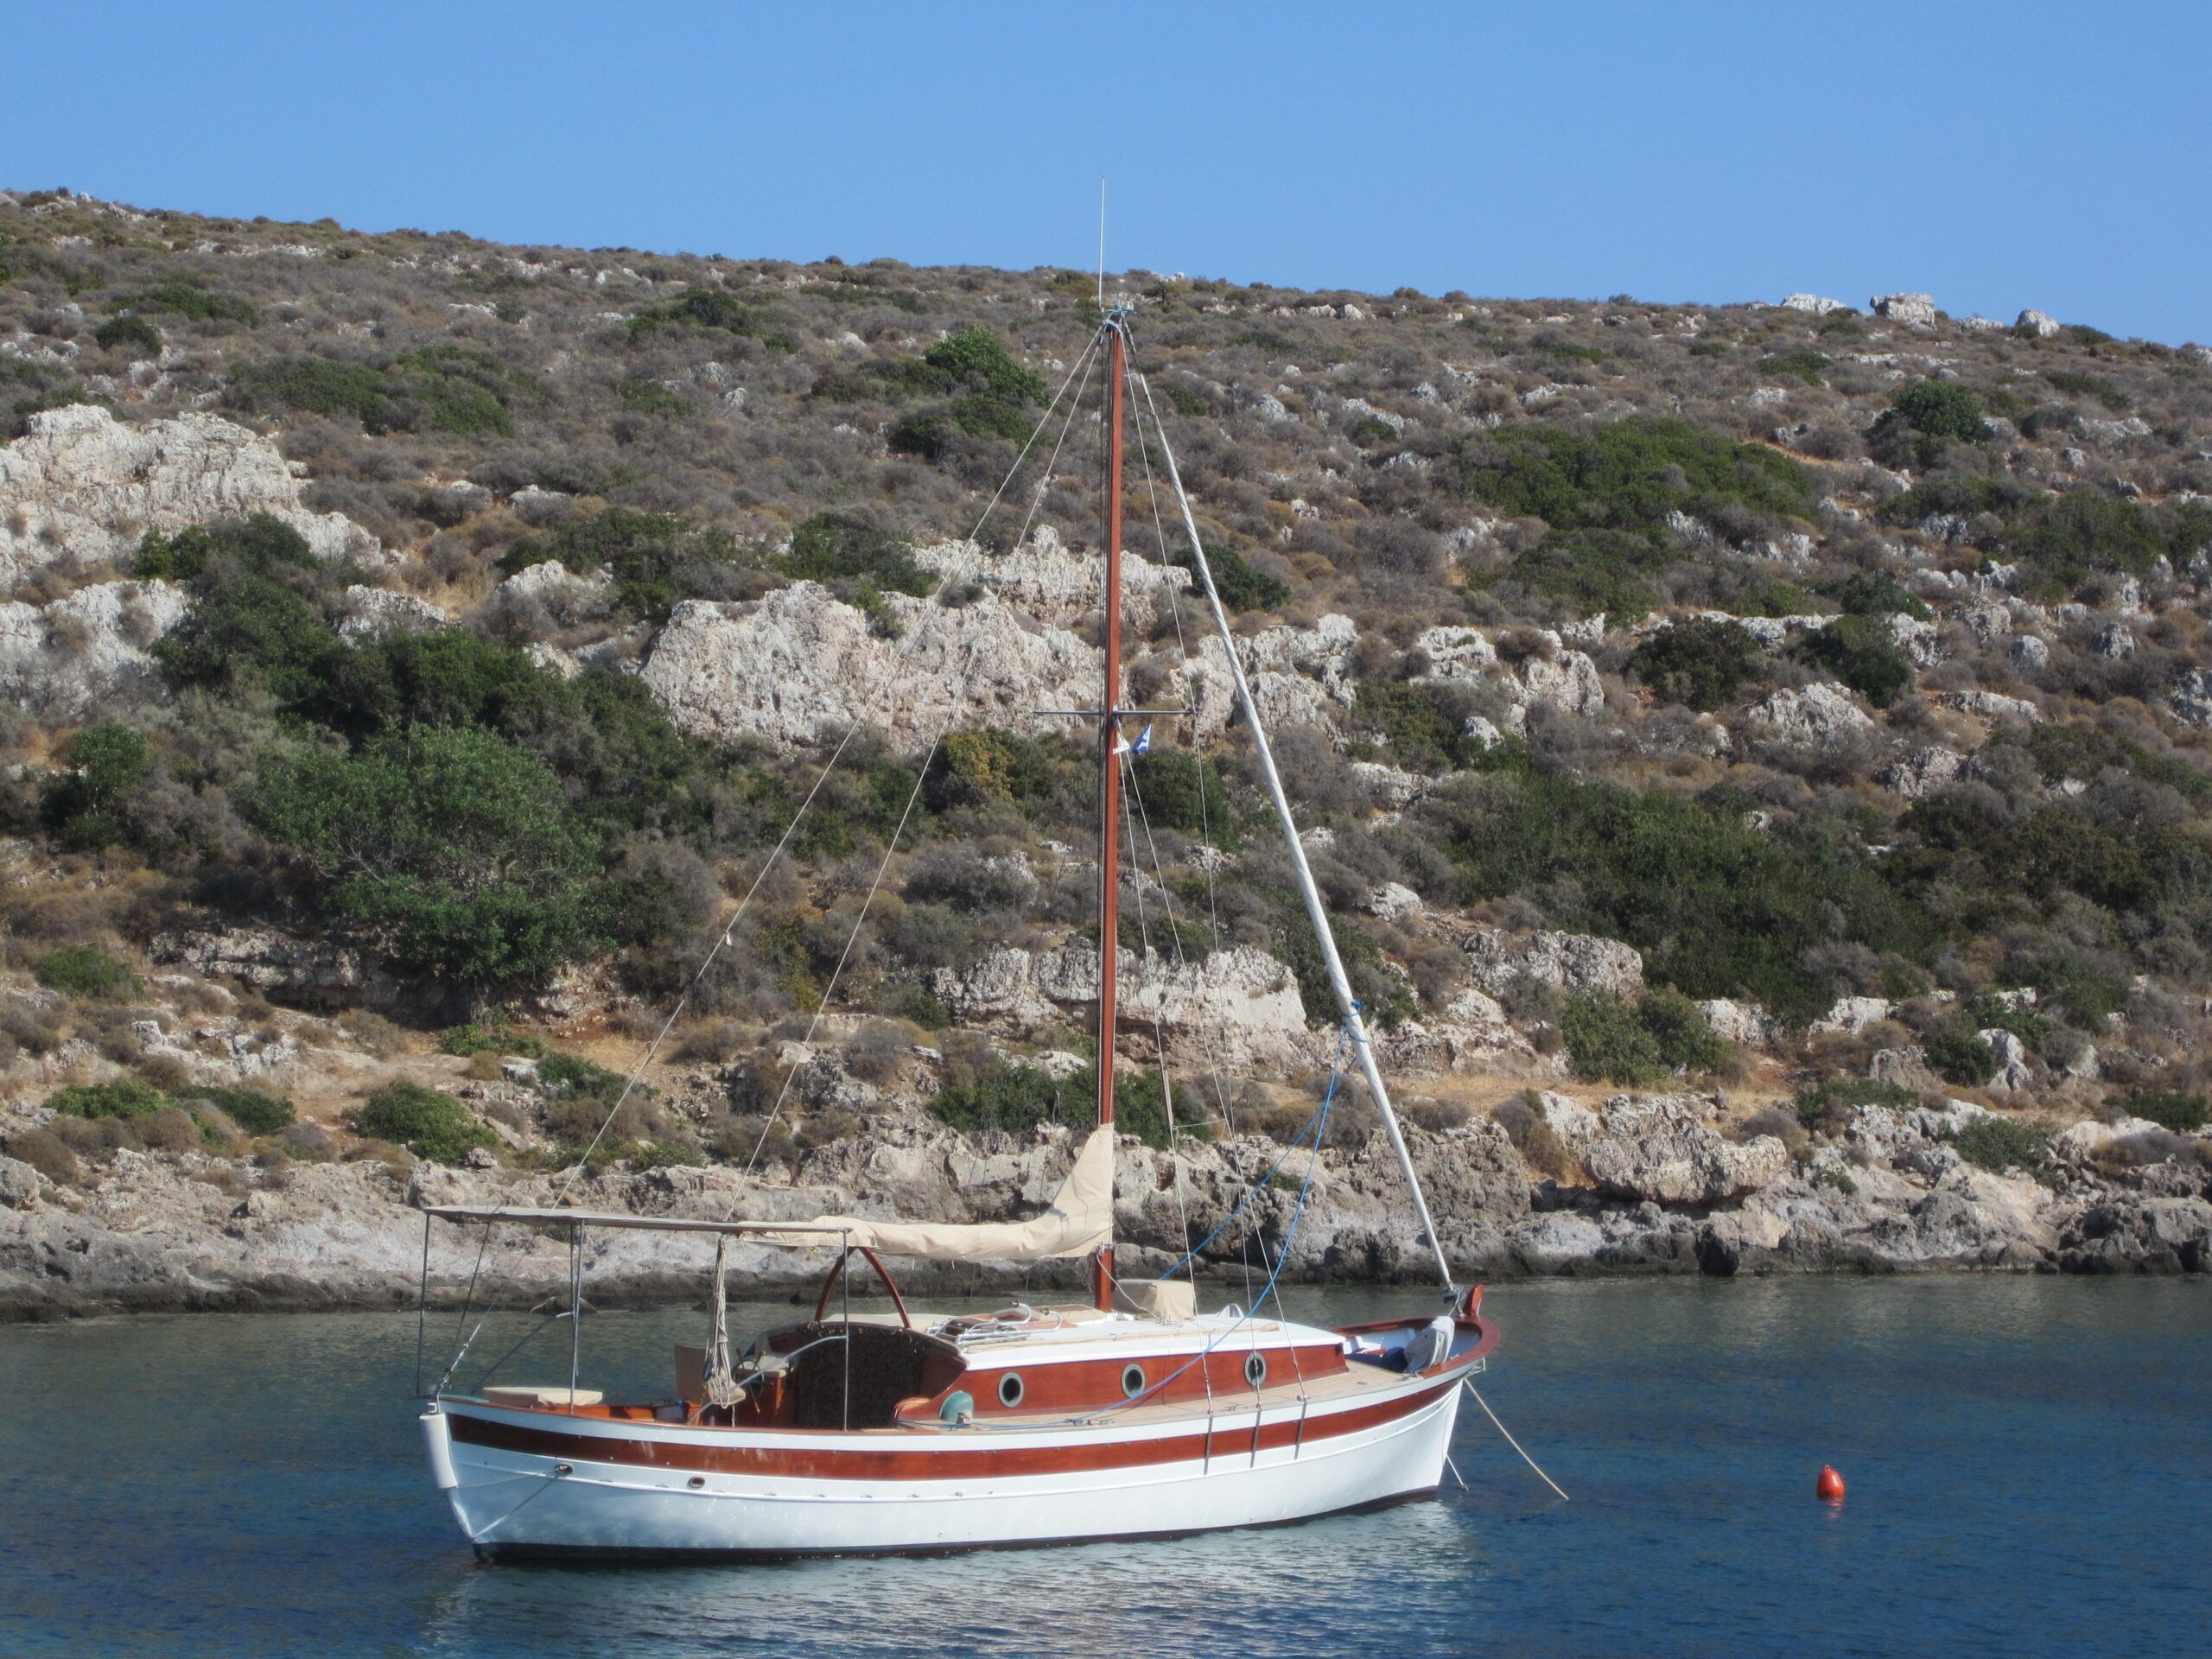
left=1113, top=723, right=1154, bottom=757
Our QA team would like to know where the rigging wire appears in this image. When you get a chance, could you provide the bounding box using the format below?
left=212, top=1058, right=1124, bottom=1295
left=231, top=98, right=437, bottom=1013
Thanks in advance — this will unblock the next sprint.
left=731, top=333, right=1105, bottom=1185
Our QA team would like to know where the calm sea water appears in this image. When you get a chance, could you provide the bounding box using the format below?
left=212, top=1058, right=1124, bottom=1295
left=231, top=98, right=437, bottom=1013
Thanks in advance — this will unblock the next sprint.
left=1, top=1276, right=2205, bottom=1658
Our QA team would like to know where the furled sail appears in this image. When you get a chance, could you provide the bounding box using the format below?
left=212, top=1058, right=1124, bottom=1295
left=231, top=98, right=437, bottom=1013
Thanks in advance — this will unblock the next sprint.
left=747, top=1128, right=1112, bottom=1262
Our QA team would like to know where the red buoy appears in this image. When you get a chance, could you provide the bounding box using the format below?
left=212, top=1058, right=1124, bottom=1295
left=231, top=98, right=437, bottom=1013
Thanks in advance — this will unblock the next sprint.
left=1816, top=1465, right=1847, bottom=1502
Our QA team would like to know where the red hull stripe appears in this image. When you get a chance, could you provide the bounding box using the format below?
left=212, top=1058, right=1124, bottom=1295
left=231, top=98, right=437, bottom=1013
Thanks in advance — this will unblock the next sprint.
left=446, top=1377, right=1458, bottom=1481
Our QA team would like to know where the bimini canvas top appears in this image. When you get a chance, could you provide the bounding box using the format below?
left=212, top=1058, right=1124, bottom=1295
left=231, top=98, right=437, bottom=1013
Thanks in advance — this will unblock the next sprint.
left=423, top=1128, right=1113, bottom=1265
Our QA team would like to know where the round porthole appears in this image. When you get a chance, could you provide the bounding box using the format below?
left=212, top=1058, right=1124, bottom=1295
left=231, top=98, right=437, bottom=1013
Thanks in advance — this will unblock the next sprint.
left=1121, top=1363, right=1147, bottom=1398
left=997, top=1371, right=1026, bottom=1408
left=1243, top=1351, right=1268, bottom=1388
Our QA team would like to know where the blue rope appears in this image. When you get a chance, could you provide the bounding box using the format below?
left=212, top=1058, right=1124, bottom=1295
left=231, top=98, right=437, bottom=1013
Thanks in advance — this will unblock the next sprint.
left=1071, top=1017, right=1350, bottom=1424
left=1160, top=1019, right=1350, bottom=1280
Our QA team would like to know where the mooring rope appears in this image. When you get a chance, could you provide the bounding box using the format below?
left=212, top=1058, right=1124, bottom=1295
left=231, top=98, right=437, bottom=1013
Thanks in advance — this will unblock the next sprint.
left=1465, top=1380, right=1570, bottom=1502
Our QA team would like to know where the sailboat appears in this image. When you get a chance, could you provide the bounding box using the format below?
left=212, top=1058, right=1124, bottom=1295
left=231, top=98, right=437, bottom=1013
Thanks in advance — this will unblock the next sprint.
left=415, top=308, right=1497, bottom=1560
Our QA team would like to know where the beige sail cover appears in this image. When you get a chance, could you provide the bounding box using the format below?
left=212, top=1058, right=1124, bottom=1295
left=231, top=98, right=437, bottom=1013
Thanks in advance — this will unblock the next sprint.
left=748, top=1128, right=1113, bottom=1262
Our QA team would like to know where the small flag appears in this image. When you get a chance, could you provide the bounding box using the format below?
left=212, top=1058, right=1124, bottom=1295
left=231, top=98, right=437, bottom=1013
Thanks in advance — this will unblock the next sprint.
left=1133, top=723, right=1153, bottom=756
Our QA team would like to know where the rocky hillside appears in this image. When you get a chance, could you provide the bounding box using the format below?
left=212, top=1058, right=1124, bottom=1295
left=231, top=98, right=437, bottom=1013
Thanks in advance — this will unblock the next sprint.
left=2, top=188, right=2209, bottom=1307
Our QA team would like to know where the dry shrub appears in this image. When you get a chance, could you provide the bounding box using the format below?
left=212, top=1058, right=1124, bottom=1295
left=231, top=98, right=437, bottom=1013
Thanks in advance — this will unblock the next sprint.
left=138, top=1105, right=201, bottom=1154
left=1491, top=1090, right=1575, bottom=1181
left=1402, top=1096, right=1471, bottom=1132
left=3, top=1127, right=79, bottom=1185
left=337, top=1009, right=408, bottom=1059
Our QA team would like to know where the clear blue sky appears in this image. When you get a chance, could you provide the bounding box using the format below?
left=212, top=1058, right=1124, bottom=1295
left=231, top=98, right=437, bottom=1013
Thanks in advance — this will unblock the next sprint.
left=10, top=2, right=2209, bottom=344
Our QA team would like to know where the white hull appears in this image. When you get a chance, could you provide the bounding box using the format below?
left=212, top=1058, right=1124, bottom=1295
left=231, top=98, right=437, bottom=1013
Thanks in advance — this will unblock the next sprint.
left=423, top=1375, right=1465, bottom=1558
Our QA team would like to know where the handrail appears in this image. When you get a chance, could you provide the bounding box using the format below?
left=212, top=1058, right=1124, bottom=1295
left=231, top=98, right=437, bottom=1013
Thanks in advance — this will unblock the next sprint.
left=812, top=1244, right=913, bottom=1328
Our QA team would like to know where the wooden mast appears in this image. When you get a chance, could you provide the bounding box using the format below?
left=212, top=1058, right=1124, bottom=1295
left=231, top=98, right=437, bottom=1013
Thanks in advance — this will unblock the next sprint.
left=1094, top=315, right=1125, bottom=1313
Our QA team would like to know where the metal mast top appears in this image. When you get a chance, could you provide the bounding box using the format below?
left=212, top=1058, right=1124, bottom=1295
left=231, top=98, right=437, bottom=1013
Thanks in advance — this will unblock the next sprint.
left=1093, top=314, right=1127, bottom=1313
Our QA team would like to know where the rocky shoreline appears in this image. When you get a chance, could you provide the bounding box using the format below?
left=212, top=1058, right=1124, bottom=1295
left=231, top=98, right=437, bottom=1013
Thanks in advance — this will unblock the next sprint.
left=5, top=1090, right=2206, bottom=1323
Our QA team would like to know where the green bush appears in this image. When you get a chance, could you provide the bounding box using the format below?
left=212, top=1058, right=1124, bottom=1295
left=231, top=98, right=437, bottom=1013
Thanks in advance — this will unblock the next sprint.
left=1130, top=747, right=1238, bottom=849
left=228, top=347, right=527, bottom=436
left=41, top=720, right=150, bottom=849
left=48, top=1078, right=165, bottom=1120
left=627, top=288, right=794, bottom=349
left=2042, top=369, right=2131, bottom=411
left=2114, top=1090, right=2208, bottom=1132
left=250, top=726, right=608, bottom=988
left=1177, top=542, right=1289, bottom=612
left=34, top=944, right=137, bottom=1000
left=500, top=506, right=750, bottom=623
left=112, top=277, right=257, bottom=325
left=1448, top=415, right=1812, bottom=535
left=1925, top=1024, right=1998, bottom=1087
left=227, top=356, right=397, bottom=429
left=616, top=378, right=696, bottom=420
left=931, top=1063, right=1081, bottom=1137
left=1755, top=349, right=1831, bottom=386
left=919, top=325, right=1046, bottom=406
left=2000, top=953, right=2131, bottom=1023
left=1949, top=1113, right=2050, bottom=1173
left=346, top=1082, right=494, bottom=1164
left=1275, top=906, right=1415, bottom=1032
left=1794, top=1077, right=1918, bottom=1133
left=781, top=512, right=933, bottom=597
left=439, top=1016, right=550, bottom=1059
left=93, top=314, right=162, bottom=355
left=1998, top=493, right=2203, bottom=588
left=2021, top=724, right=2212, bottom=807
left=1892, top=381, right=1988, bottom=441
left=1819, top=570, right=1929, bottom=621
left=1966, top=994, right=2050, bottom=1051
left=1440, top=772, right=1933, bottom=1023
left=1794, top=613, right=1912, bottom=709
left=931, top=1061, right=1197, bottom=1150
left=1562, top=989, right=1728, bottom=1085
left=923, top=728, right=1073, bottom=817
left=133, top=512, right=321, bottom=583
left=178, top=1084, right=295, bottom=1135
left=1628, top=617, right=1768, bottom=711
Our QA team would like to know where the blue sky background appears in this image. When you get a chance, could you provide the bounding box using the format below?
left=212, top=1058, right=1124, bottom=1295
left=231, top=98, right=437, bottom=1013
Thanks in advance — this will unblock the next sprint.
left=8, top=3, right=2207, bottom=343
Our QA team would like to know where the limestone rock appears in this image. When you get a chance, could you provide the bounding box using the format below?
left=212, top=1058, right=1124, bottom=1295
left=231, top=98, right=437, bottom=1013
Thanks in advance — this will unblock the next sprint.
left=0, top=1156, right=41, bottom=1209
left=1870, top=1046, right=1939, bottom=1093
left=1780, top=294, right=1847, bottom=315
left=642, top=583, right=1098, bottom=754
left=1414, top=624, right=1605, bottom=729
left=1745, top=683, right=1874, bottom=748
left=2016, top=309, right=2062, bottom=339
left=150, top=925, right=391, bottom=1006
left=335, top=585, right=450, bottom=642
left=1878, top=745, right=1962, bottom=800
left=930, top=943, right=1308, bottom=1069
left=1813, top=995, right=1897, bottom=1036
left=2009, top=634, right=2050, bottom=671
left=0, top=578, right=189, bottom=717
left=1978, top=1027, right=2035, bottom=1092
left=912, top=526, right=1186, bottom=633
left=1939, top=689, right=2042, bottom=724
left=1366, top=881, right=1422, bottom=920
left=1463, top=927, right=1643, bottom=999
left=1586, top=1126, right=1790, bottom=1206
left=0, top=405, right=379, bottom=586
left=1700, top=999, right=1780, bottom=1046
left=2170, top=669, right=2212, bottom=727
left=495, top=559, right=615, bottom=626
left=1871, top=293, right=1938, bottom=326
